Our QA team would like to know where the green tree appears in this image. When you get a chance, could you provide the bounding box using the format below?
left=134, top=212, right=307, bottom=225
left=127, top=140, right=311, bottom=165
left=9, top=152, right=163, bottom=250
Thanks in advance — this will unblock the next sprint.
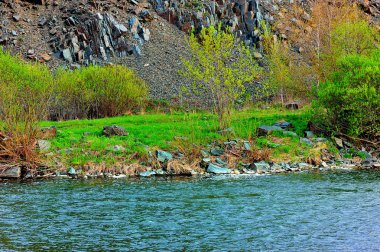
left=315, top=50, right=380, bottom=138
left=180, top=24, right=260, bottom=129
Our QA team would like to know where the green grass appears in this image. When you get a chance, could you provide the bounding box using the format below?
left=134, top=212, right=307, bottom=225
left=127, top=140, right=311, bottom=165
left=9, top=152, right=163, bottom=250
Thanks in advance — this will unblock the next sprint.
left=40, top=106, right=316, bottom=167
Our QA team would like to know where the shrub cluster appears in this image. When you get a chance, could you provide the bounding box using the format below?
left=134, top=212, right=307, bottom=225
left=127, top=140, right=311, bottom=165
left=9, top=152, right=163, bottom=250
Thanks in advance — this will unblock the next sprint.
left=314, top=50, right=380, bottom=138
left=0, top=50, right=53, bottom=167
left=52, top=65, right=148, bottom=120
left=0, top=49, right=148, bottom=122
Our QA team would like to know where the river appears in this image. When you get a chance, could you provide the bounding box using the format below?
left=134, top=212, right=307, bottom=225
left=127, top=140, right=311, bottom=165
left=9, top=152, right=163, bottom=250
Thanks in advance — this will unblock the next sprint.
left=1, top=171, right=380, bottom=251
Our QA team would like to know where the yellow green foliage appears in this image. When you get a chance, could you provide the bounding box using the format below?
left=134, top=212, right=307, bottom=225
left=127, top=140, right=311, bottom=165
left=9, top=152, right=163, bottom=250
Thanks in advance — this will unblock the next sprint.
left=53, top=65, right=148, bottom=119
left=180, top=24, right=261, bottom=129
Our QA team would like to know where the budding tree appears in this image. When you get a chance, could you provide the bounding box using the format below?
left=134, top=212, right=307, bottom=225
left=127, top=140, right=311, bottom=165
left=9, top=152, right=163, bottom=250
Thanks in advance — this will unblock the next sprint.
left=180, top=24, right=260, bottom=129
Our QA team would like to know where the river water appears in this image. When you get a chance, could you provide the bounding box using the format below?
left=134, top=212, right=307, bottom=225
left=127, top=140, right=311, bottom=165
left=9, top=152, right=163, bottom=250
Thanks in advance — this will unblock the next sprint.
left=1, top=171, right=380, bottom=251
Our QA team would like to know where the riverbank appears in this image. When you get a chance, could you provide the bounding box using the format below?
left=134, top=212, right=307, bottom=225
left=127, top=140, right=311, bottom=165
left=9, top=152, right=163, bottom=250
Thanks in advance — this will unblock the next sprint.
left=0, top=106, right=378, bottom=180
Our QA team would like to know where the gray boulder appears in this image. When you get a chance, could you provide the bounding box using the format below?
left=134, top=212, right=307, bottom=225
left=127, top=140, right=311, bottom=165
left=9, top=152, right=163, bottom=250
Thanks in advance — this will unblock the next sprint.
left=304, top=131, right=315, bottom=139
left=207, top=164, right=231, bottom=174
left=139, top=170, right=156, bottom=177
left=297, top=162, right=311, bottom=169
left=249, top=161, right=270, bottom=172
left=210, top=147, right=224, bottom=156
left=67, top=167, right=76, bottom=176
left=156, top=150, right=173, bottom=162
left=200, top=150, right=210, bottom=158
left=273, top=121, right=293, bottom=130
left=0, top=166, right=21, bottom=178
left=243, top=141, right=251, bottom=150
left=62, top=48, right=73, bottom=63
left=257, top=126, right=283, bottom=136
left=314, top=138, right=328, bottom=143
left=300, top=138, right=313, bottom=146
left=102, top=125, right=128, bottom=137
left=334, top=137, right=344, bottom=148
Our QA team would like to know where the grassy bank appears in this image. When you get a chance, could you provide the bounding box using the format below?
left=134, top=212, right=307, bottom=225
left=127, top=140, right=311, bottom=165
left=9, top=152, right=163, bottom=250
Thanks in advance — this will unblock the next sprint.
left=39, top=106, right=337, bottom=170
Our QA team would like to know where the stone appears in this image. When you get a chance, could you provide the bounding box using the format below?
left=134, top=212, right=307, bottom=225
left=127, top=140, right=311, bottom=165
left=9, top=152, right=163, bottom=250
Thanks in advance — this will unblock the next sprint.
left=132, top=45, right=141, bottom=56
left=156, top=150, right=173, bottom=162
left=281, top=162, right=291, bottom=171
left=140, top=10, right=154, bottom=22
left=273, top=121, right=293, bottom=130
left=210, top=147, right=224, bottom=156
left=99, top=46, right=107, bottom=60
left=257, top=126, right=283, bottom=136
left=283, top=131, right=298, bottom=137
left=112, top=174, right=127, bottom=179
left=207, top=163, right=231, bottom=174
left=201, top=150, right=210, bottom=158
left=243, top=141, right=251, bottom=150
left=321, top=161, right=329, bottom=168
left=62, top=48, right=73, bottom=63
left=271, top=163, right=283, bottom=171
left=139, top=170, right=156, bottom=177
left=314, top=138, right=328, bottom=143
left=142, top=28, right=150, bottom=41
left=155, top=169, right=165, bottom=175
left=201, top=158, right=211, bottom=168
left=224, top=140, right=237, bottom=146
left=102, top=125, right=128, bottom=137
left=297, top=162, right=311, bottom=168
left=12, top=15, right=20, bottom=22
left=304, top=131, right=315, bottom=139
left=300, top=138, right=313, bottom=146
left=38, top=16, right=47, bottom=27
left=68, top=167, right=76, bottom=175
left=334, top=137, right=344, bottom=149
left=249, top=161, right=270, bottom=172
left=37, top=140, right=51, bottom=152
left=40, top=53, right=51, bottom=61
left=253, top=52, right=263, bottom=59
left=216, top=158, right=226, bottom=165
left=129, top=17, right=140, bottom=34
left=0, top=166, right=21, bottom=178
left=27, top=49, right=35, bottom=56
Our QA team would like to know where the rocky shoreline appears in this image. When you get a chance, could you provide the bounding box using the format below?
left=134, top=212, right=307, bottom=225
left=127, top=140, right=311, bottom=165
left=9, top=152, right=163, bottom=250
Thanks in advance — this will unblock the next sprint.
left=0, top=159, right=378, bottom=181
left=0, top=128, right=379, bottom=181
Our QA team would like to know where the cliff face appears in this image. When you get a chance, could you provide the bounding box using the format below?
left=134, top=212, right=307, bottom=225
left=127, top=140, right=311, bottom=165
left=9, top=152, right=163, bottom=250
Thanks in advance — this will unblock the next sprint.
left=0, top=0, right=379, bottom=100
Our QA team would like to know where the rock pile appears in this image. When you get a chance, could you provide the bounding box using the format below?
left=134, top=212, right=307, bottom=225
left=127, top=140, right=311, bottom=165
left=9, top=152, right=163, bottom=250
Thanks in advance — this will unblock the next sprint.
left=151, top=0, right=380, bottom=50
left=47, top=12, right=151, bottom=65
left=151, top=0, right=267, bottom=47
